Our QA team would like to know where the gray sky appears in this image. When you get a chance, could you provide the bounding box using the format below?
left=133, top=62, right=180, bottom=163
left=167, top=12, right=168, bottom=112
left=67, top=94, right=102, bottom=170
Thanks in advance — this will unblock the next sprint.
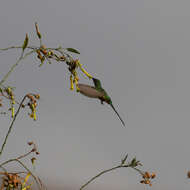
left=1, top=0, right=190, bottom=189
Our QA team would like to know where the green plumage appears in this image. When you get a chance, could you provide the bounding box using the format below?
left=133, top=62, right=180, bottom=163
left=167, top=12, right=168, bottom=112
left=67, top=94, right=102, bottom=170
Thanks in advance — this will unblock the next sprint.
left=92, top=78, right=112, bottom=104
left=78, top=78, right=125, bottom=127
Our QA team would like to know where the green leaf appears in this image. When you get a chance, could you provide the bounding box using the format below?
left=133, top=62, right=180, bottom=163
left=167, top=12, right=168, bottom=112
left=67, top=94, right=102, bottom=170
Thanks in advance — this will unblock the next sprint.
left=121, top=154, right=128, bottom=165
left=131, top=157, right=137, bottom=166
left=66, top=48, right=80, bottom=54
left=22, top=33, right=29, bottom=51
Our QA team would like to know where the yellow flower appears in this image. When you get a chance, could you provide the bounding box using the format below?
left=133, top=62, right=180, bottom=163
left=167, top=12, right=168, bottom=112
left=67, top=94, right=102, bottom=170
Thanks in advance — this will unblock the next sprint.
left=81, top=67, right=92, bottom=79
left=22, top=173, right=31, bottom=189
left=76, top=85, right=80, bottom=92
left=74, top=78, right=80, bottom=92
left=70, top=75, right=74, bottom=90
left=30, top=103, right=35, bottom=111
left=11, top=106, right=15, bottom=118
left=7, top=87, right=11, bottom=93
left=22, top=185, right=31, bottom=190
left=71, top=70, right=79, bottom=80
left=31, top=104, right=37, bottom=121
left=76, top=60, right=93, bottom=79
left=28, top=103, right=37, bottom=120
left=12, top=99, right=15, bottom=105
left=10, top=95, right=15, bottom=104
left=33, top=111, right=37, bottom=121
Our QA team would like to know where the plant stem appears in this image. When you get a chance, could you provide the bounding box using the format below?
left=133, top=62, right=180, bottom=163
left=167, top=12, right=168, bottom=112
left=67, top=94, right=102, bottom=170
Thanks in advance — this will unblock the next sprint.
left=0, top=50, right=35, bottom=86
left=80, top=164, right=129, bottom=190
left=0, top=95, right=27, bottom=157
left=0, top=46, right=21, bottom=51
left=0, top=46, right=36, bottom=52
left=16, top=150, right=33, bottom=160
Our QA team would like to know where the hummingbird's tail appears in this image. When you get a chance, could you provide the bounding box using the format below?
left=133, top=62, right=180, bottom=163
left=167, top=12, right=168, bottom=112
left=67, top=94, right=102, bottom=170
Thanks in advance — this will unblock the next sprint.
left=110, top=104, right=125, bottom=127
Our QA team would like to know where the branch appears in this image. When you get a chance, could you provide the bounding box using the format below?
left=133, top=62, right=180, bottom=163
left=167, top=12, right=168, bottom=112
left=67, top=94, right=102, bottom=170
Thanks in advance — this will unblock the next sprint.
left=0, top=49, right=36, bottom=86
left=0, top=95, right=27, bottom=156
left=0, top=46, right=21, bottom=51
left=0, top=46, right=36, bottom=52
left=16, top=150, right=33, bottom=160
left=80, top=165, right=128, bottom=190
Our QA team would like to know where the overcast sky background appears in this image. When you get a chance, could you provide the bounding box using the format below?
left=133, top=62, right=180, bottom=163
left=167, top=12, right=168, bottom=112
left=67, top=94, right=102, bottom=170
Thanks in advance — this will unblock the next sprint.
left=1, top=0, right=190, bottom=190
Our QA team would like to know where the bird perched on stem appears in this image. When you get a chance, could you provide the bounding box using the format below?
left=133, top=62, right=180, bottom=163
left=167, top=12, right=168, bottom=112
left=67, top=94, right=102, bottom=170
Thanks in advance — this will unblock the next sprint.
left=77, top=78, right=125, bottom=127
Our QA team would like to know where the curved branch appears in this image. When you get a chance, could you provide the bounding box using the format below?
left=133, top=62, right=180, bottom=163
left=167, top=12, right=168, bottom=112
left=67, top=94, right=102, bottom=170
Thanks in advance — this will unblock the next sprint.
left=79, top=155, right=145, bottom=190
left=80, top=165, right=125, bottom=190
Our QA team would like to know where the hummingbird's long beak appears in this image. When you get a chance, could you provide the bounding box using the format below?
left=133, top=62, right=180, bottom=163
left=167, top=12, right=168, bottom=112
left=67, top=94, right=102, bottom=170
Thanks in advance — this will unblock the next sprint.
left=110, top=104, right=125, bottom=127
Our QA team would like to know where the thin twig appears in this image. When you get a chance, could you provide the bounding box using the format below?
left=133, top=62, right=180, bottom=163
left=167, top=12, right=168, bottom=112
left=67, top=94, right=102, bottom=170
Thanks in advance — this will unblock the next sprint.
left=0, top=95, right=27, bottom=156
left=0, top=50, right=36, bottom=86
left=0, top=46, right=21, bottom=51
left=80, top=164, right=132, bottom=190
left=0, top=46, right=37, bottom=52
left=16, top=150, right=33, bottom=160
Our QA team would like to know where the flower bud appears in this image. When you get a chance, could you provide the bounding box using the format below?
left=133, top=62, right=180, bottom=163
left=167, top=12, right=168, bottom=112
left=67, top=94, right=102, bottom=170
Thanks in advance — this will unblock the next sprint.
left=35, top=22, right=42, bottom=39
left=27, top=141, right=33, bottom=146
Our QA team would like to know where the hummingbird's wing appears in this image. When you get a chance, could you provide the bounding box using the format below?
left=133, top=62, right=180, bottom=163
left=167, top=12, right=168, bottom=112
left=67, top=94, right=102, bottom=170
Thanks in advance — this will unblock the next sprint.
left=78, top=84, right=104, bottom=98
left=92, top=78, right=102, bottom=90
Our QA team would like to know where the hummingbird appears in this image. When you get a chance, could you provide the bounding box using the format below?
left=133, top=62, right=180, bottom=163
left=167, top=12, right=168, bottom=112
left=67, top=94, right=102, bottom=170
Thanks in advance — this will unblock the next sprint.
left=77, top=78, right=125, bottom=126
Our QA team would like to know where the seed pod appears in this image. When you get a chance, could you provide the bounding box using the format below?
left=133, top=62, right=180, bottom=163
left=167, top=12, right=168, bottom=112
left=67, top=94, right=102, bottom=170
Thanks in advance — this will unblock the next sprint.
left=31, top=148, right=37, bottom=152
left=31, top=157, right=36, bottom=164
left=40, top=46, right=47, bottom=55
left=27, top=141, right=33, bottom=146
left=35, top=22, right=41, bottom=39
left=145, top=172, right=151, bottom=179
left=151, top=173, right=156, bottom=179
left=144, top=180, right=150, bottom=184
left=34, top=94, right=40, bottom=99
left=187, top=171, right=190, bottom=178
